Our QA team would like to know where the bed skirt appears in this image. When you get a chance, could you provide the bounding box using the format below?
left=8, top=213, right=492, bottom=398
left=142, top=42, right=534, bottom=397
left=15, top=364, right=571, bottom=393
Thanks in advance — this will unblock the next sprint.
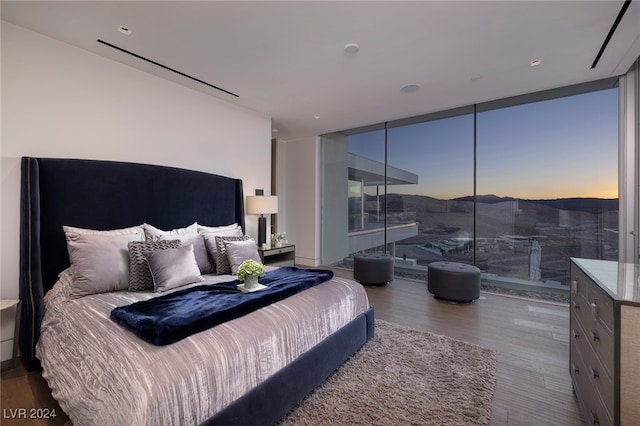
left=204, top=306, right=375, bottom=426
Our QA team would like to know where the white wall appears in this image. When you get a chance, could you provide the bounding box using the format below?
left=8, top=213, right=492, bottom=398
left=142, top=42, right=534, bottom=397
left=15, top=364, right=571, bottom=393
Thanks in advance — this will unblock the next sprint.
left=320, top=133, right=349, bottom=265
left=280, top=137, right=321, bottom=266
left=0, top=22, right=272, bottom=361
left=274, top=138, right=288, bottom=234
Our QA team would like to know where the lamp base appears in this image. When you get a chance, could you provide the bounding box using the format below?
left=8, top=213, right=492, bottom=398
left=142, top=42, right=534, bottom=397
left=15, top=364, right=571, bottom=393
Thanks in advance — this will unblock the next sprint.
left=258, top=216, right=267, bottom=247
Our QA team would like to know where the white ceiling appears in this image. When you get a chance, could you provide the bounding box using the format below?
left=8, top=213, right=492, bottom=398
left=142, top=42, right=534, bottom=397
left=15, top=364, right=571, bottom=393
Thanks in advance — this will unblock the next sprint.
left=2, top=1, right=640, bottom=141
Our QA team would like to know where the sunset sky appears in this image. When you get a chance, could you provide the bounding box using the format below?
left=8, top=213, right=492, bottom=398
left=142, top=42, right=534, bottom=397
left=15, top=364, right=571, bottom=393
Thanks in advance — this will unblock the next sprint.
left=348, top=88, right=618, bottom=200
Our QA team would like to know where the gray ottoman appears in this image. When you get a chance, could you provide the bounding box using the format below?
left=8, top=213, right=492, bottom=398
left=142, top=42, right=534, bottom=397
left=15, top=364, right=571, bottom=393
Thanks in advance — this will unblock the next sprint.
left=353, top=253, right=394, bottom=286
left=427, top=261, right=480, bottom=302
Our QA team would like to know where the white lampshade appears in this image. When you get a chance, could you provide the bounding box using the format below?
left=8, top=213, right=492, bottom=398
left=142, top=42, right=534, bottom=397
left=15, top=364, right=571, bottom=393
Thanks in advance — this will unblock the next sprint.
left=246, top=195, right=278, bottom=215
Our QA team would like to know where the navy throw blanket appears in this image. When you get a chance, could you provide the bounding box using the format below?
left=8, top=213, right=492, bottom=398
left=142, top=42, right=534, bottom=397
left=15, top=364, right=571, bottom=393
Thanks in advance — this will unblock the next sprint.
left=110, top=266, right=334, bottom=345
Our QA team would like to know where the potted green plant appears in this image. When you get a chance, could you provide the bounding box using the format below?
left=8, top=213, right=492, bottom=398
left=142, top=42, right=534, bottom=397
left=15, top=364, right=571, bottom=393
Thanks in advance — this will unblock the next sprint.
left=237, top=259, right=266, bottom=290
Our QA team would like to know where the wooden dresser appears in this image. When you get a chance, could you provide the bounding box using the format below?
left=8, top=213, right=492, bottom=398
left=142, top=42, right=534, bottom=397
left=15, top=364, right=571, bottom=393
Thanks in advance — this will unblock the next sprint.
left=570, top=258, right=640, bottom=426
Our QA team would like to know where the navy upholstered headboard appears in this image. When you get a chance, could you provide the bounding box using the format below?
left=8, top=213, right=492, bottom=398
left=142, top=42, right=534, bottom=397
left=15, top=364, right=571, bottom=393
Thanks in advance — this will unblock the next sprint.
left=19, top=157, right=245, bottom=369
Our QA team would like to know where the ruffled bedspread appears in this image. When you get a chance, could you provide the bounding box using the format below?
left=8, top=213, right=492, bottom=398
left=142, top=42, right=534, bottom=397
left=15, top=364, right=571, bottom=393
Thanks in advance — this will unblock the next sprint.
left=36, top=268, right=369, bottom=425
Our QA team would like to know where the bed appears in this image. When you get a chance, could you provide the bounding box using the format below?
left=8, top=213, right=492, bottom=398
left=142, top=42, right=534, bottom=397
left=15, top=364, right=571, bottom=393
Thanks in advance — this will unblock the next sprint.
left=18, top=156, right=375, bottom=425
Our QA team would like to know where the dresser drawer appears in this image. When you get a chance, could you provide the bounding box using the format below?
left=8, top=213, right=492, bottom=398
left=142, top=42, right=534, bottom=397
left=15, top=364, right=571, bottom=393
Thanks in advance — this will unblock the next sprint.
left=587, top=282, right=614, bottom=333
left=573, top=319, right=614, bottom=419
left=571, top=339, right=614, bottom=426
left=572, top=304, right=615, bottom=384
left=266, top=246, right=293, bottom=256
left=571, top=291, right=592, bottom=335
left=571, top=265, right=591, bottom=305
left=571, top=270, right=615, bottom=379
left=571, top=262, right=614, bottom=333
left=587, top=318, right=615, bottom=379
left=571, top=297, right=613, bottom=372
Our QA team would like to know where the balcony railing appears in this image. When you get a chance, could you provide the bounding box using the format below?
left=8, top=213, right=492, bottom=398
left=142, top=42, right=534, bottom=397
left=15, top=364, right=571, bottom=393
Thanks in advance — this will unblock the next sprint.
left=349, top=211, right=417, bottom=232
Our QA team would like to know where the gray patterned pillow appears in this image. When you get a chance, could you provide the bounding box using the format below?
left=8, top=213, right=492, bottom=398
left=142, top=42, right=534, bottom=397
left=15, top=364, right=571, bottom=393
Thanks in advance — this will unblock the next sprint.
left=213, top=235, right=251, bottom=275
left=128, top=239, right=182, bottom=291
left=201, top=227, right=244, bottom=272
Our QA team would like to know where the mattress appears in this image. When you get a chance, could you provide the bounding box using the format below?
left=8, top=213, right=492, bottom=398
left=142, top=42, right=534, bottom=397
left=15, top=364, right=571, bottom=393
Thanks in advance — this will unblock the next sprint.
left=36, top=268, right=370, bottom=425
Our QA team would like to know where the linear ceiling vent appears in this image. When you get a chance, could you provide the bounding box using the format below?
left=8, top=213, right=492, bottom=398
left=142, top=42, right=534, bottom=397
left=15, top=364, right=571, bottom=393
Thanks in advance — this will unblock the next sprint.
left=97, top=39, right=239, bottom=97
left=591, top=0, right=632, bottom=69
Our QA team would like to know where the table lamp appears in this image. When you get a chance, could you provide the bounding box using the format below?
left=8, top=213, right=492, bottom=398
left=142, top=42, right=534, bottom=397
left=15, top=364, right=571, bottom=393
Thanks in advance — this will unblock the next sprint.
left=245, top=195, right=278, bottom=247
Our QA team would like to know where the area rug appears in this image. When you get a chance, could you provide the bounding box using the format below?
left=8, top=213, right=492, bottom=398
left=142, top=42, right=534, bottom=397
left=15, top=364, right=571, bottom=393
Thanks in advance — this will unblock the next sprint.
left=279, top=320, right=497, bottom=425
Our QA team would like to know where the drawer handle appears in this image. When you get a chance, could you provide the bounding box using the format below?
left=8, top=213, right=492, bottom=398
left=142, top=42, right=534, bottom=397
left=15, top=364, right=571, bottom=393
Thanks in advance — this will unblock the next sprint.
left=590, top=330, right=599, bottom=341
left=572, top=329, right=580, bottom=339
left=590, top=410, right=599, bottom=425
left=571, top=363, right=580, bottom=374
left=590, top=299, right=599, bottom=321
left=572, top=301, right=580, bottom=309
left=590, top=367, right=599, bottom=379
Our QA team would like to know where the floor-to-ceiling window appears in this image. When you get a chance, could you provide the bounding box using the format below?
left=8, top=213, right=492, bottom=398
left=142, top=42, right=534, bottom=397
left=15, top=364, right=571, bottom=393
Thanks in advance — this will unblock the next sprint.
left=476, top=89, right=619, bottom=288
left=321, top=81, right=619, bottom=300
left=321, top=128, right=388, bottom=267
left=348, top=129, right=386, bottom=237
left=384, top=113, right=474, bottom=280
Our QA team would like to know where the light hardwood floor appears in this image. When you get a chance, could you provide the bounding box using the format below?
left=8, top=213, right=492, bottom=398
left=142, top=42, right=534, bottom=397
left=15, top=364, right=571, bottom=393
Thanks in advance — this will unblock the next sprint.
left=343, top=269, right=584, bottom=426
left=1, top=270, right=583, bottom=425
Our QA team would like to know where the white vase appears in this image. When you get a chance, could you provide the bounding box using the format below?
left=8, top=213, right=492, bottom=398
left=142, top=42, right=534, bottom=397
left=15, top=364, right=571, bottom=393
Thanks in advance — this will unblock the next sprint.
left=244, top=275, right=259, bottom=290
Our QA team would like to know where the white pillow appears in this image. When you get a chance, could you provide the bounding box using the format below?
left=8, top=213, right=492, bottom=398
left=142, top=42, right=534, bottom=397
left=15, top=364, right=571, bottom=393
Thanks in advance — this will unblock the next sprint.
left=63, top=225, right=144, bottom=236
left=197, top=223, right=242, bottom=234
left=142, top=222, right=197, bottom=241
left=66, top=231, right=145, bottom=298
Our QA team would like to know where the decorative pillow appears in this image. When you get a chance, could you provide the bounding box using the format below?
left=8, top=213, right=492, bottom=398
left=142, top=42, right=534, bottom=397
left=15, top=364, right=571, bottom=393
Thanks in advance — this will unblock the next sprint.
left=212, top=235, right=252, bottom=275
left=201, top=227, right=245, bottom=271
left=142, top=222, right=197, bottom=241
left=224, top=239, right=261, bottom=275
left=128, top=239, right=182, bottom=291
left=143, top=244, right=204, bottom=292
left=66, top=231, right=145, bottom=298
left=156, top=234, right=213, bottom=275
left=63, top=225, right=144, bottom=236
left=197, top=223, right=242, bottom=234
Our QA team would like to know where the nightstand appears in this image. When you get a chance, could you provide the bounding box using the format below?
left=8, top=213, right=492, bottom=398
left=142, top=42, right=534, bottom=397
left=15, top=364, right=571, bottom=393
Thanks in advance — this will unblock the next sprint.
left=1, top=299, right=21, bottom=371
left=258, top=244, right=295, bottom=266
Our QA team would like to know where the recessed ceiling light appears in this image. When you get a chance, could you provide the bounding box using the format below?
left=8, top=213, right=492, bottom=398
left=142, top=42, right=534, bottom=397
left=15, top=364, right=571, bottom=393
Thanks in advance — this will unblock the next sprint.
left=118, top=26, right=132, bottom=35
left=272, top=128, right=279, bottom=133
left=313, top=114, right=321, bottom=119
left=400, top=84, right=421, bottom=93
left=344, top=43, right=360, bottom=54
left=530, top=59, right=542, bottom=67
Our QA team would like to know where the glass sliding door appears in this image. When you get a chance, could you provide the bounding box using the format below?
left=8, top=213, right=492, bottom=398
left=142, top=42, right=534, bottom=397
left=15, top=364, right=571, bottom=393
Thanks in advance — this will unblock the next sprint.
left=385, top=113, right=474, bottom=280
left=346, top=129, right=388, bottom=258
left=476, top=88, right=619, bottom=288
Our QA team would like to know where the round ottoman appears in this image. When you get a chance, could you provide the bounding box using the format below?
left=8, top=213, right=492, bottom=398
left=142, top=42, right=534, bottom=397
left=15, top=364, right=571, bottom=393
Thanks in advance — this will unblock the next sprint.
left=427, top=261, right=480, bottom=302
left=353, top=253, right=394, bottom=286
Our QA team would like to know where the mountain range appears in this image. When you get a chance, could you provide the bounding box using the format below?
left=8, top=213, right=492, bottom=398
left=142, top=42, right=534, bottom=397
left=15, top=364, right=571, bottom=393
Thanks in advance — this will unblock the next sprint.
left=452, top=195, right=618, bottom=214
